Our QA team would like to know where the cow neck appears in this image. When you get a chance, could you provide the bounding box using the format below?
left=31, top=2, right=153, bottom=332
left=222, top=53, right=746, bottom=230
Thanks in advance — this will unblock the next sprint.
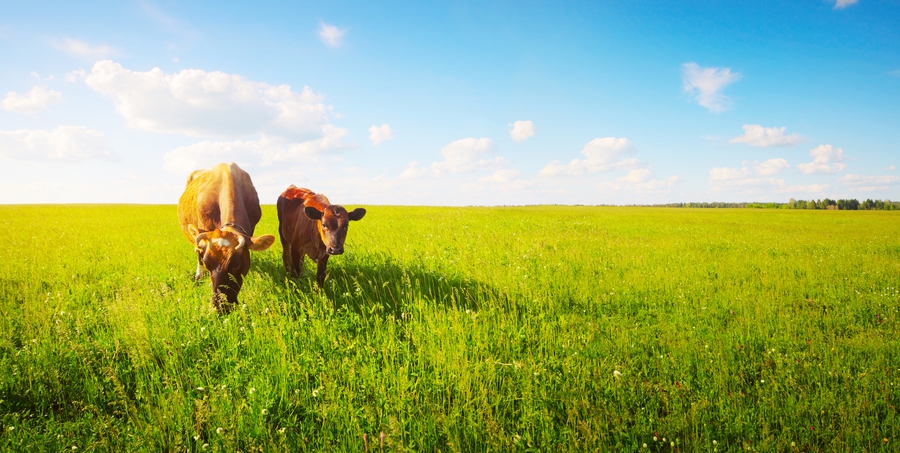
left=218, top=166, right=251, bottom=231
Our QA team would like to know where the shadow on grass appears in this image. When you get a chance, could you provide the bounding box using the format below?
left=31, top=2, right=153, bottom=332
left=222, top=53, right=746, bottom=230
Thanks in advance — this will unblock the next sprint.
left=252, top=253, right=509, bottom=318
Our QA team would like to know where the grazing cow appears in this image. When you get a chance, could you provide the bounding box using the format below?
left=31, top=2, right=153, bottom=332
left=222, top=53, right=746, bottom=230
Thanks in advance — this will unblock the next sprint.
left=277, top=185, right=366, bottom=286
left=178, top=162, right=275, bottom=310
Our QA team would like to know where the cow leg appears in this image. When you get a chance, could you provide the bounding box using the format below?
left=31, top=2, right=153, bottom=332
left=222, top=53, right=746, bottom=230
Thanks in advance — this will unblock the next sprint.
left=291, top=247, right=304, bottom=277
left=194, top=262, right=207, bottom=280
left=282, top=246, right=296, bottom=276
left=316, top=255, right=329, bottom=287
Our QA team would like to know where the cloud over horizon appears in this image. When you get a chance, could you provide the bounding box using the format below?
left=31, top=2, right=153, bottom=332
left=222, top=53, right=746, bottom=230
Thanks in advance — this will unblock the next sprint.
left=729, top=125, right=807, bottom=147
left=0, top=126, right=117, bottom=162
left=431, top=137, right=508, bottom=176
left=798, top=145, right=847, bottom=174
left=539, top=137, right=639, bottom=177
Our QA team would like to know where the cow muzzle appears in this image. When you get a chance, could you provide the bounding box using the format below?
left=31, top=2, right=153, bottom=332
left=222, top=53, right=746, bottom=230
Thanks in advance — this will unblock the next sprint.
left=326, top=246, right=344, bottom=255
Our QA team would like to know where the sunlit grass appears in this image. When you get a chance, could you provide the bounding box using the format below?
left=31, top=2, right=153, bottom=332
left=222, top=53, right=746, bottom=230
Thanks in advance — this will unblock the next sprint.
left=1, top=205, right=898, bottom=451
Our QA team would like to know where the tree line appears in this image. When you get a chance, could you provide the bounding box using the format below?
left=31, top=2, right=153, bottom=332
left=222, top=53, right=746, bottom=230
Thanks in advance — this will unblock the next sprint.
left=649, top=199, right=900, bottom=210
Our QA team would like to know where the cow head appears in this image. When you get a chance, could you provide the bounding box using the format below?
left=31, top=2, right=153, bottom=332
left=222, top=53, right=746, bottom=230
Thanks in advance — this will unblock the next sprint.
left=304, top=205, right=366, bottom=255
left=188, top=224, right=275, bottom=307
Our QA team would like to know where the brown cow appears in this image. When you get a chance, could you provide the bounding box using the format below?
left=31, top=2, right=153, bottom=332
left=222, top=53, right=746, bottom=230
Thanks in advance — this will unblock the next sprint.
left=178, top=162, right=275, bottom=309
left=276, top=185, right=366, bottom=286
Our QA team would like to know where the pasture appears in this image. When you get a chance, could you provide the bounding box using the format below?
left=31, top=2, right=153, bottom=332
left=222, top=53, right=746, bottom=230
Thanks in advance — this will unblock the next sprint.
left=0, top=205, right=898, bottom=452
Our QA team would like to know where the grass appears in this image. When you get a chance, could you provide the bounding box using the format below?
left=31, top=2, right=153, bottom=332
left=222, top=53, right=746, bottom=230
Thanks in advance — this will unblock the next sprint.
left=0, top=204, right=898, bottom=452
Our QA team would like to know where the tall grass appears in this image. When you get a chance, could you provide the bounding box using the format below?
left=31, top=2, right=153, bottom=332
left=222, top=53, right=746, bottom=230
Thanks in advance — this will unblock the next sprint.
left=1, top=205, right=898, bottom=451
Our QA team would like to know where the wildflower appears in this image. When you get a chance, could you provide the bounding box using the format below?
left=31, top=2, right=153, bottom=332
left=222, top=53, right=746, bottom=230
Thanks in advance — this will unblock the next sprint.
left=278, top=428, right=286, bottom=434
left=791, top=442, right=796, bottom=447
left=613, top=370, right=622, bottom=379
left=202, top=444, right=209, bottom=450
left=643, top=444, right=647, bottom=448
left=671, top=442, right=674, bottom=447
left=713, top=440, right=717, bottom=445
left=312, top=388, right=320, bottom=397
left=7, top=426, right=13, bottom=431
left=261, top=408, right=268, bottom=415
left=514, top=434, right=521, bottom=442
left=249, top=387, right=256, bottom=394
left=193, top=435, right=199, bottom=441
left=216, top=427, right=224, bottom=434
left=654, top=437, right=658, bottom=441
left=196, top=387, right=205, bottom=392
left=760, top=379, right=764, bottom=383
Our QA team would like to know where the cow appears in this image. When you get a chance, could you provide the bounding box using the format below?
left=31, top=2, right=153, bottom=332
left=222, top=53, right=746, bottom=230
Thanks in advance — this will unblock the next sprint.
left=178, top=162, right=275, bottom=310
left=276, top=185, right=366, bottom=287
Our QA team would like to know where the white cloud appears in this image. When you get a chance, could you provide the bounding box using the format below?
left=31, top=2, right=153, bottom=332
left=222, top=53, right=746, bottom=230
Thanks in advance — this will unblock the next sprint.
left=682, top=62, right=741, bottom=113
left=539, top=137, right=639, bottom=177
left=710, top=166, right=754, bottom=181
left=0, top=126, right=116, bottom=162
left=66, top=69, right=86, bottom=83
left=617, top=168, right=653, bottom=184
left=605, top=169, right=679, bottom=192
left=30, top=72, right=54, bottom=82
left=709, top=161, right=829, bottom=195
left=888, top=165, right=897, bottom=171
left=728, top=125, right=807, bottom=147
left=84, top=60, right=339, bottom=144
left=319, top=22, right=346, bottom=47
left=594, top=170, right=678, bottom=193
left=53, top=37, right=118, bottom=60
left=431, top=138, right=508, bottom=176
left=398, top=161, right=431, bottom=180
left=163, top=124, right=351, bottom=174
left=1, top=86, right=63, bottom=114
left=839, top=174, right=900, bottom=192
left=833, top=0, right=858, bottom=9
left=480, top=169, right=520, bottom=184
left=797, top=144, right=847, bottom=174
left=508, top=120, right=536, bottom=142
left=368, top=124, right=394, bottom=146
left=754, top=158, right=790, bottom=176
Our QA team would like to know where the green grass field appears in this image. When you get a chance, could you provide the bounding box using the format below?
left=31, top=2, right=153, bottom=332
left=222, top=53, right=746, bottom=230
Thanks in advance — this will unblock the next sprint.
left=1, top=205, right=898, bottom=452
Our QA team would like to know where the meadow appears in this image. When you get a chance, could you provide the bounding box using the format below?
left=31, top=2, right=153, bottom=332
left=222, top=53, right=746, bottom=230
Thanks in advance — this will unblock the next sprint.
left=0, top=204, right=898, bottom=452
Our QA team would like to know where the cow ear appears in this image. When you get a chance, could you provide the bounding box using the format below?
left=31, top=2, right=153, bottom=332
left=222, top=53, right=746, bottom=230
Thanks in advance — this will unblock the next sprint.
left=304, top=206, right=323, bottom=220
left=248, top=234, right=275, bottom=251
left=348, top=208, right=366, bottom=221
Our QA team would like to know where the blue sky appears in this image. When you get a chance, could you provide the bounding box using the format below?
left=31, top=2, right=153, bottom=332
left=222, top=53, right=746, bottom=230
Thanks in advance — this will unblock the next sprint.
left=1, top=0, right=898, bottom=205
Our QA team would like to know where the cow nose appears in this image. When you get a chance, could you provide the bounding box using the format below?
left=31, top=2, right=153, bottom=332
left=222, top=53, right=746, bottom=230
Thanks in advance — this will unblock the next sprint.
left=327, top=246, right=344, bottom=255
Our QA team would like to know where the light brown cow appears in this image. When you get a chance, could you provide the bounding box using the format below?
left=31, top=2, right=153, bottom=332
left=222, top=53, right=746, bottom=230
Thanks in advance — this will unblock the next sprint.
left=276, top=185, right=366, bottom=287
left=178, top=162, right=275, bottom=309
